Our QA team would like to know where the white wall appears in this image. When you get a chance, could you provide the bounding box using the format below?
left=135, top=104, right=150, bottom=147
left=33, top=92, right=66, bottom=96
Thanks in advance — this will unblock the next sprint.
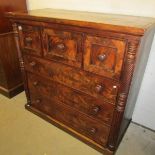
left=27, top=0, right=155, bottom=17
left=27, top=0, right=155, bottom=130
left=132, top=38, right=155, bottom=130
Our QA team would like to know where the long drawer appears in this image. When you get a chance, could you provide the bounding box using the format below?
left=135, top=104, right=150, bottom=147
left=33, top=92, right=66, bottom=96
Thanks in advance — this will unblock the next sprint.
left=24, top=55, right=119, bottom=103
left=30, top=92, right=110, bottom=146
left=27, top=72, right=115, bottom=125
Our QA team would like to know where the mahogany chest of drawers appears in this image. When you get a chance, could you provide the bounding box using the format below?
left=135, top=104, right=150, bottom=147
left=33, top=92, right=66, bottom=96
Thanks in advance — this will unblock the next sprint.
left=6, top=9, right=155, bottom=154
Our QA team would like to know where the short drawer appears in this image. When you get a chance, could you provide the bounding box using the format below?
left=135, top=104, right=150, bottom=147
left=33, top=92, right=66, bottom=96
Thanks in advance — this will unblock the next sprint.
left=24, top=55, right=119, bottom=102
left=18, top=24, right=42, bottom=56
left=27, top=73, right=115, bottom=124
left=42, top=28, right=82, bottom=68
left=84, top=35, right=126, bottom=80
left=30, top=93, right=110, bottom=146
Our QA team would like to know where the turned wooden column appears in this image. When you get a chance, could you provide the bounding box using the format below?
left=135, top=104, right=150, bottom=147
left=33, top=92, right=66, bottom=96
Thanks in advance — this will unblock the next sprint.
left=0, top=0, right=27, bottom=97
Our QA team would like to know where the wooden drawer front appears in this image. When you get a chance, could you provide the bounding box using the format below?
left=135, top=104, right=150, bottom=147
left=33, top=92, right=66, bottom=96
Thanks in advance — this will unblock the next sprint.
left=24, top=55, right=118, bottom=102
left=30, top=93, right=110, bottom=146
left=84, top=35, right=126, bottom=79
left=27, top=73, right=114, bottom=124
left=42, top=28, right=82, bottom=68
left=18, top=25, right=42, bottom=56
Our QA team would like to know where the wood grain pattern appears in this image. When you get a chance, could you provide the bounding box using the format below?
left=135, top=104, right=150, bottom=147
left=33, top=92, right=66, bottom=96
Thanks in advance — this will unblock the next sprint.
left=43, top=28, right=82, bottom=68
left=0, top=32, right=23, bottom=97
left=25, top=104, right=113, bottom=155
left=7, top=9, right=155, bottom=155
left=84, top=35, right=126, bottom=79
left=5, top=8, right=155, bottom=35
left=30, top=92, right=110, bottom=146
left=24, top=55, right=119, bottom=102
left=0, top=0, right=26, bottom=97
left=27, top=72, right=115, bottom=125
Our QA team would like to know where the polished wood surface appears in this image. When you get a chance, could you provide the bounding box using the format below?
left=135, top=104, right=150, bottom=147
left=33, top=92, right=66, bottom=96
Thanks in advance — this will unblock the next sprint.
left=19, top=25, right=42, bottom=56
left=30, top=92, right=110, bottom=146
left=0, top=32, right=23, bottom=97
left=0, top=0, right=27, bottom=97
left=84, top=35, right=126, bottom=79
left=7, top=9, right=155, bottom=154
left=0, top=0, right=27, bottom=33
left=5, top=8, right=155, bottom=35
left=24, top=55, right=118, bottom=102
left=43, top=28, right=82, bottom=68
left=28, top=72, right=115, bottom=124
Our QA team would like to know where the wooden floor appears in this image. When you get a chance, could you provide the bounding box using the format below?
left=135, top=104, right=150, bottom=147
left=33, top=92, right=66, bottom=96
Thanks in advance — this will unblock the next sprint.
left=0, top=92, right=155, bottom=155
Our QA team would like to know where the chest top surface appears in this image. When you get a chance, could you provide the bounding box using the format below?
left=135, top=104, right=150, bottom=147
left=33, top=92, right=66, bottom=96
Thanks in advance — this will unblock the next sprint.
left=5, top=8, right=155, bottom=36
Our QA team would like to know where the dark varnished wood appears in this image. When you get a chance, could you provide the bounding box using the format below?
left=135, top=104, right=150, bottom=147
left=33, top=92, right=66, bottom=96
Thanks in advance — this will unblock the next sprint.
left=0, top=0, right=27, bottom=97
left=0, top=0, right=27, bottom=33
left=42, top=28, right=82, bottom=68
left=107, top=41, right=140, bottom=151
left=25, top=105, right=113, bottom=155
left=5, top=9, right=155, bottom=35
left=9, top=19, right=142, bottom=41
left=7, top=9, right=155, bottom=155
left=18, top=24, right=42, bottom=56
left=24, top=55, right=119, bottom=103
left=30, top=92, right=110, bottom=146
left=0, top=32, right=23, bottom=98
left=27, top=72, right=115, bottom=125
left=84, top=35, right=126, bottom=80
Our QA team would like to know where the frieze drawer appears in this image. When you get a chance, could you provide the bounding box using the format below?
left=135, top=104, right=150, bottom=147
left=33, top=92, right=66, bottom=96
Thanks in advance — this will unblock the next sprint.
left=42, top=28, right=82, bottom=68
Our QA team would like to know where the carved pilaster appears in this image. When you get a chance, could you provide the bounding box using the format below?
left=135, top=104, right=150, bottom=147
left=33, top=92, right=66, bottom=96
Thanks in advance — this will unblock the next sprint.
left=116, top=93, right=127, bottom=112
left=121, top=42, right=139, bottom=92
left=107, top=41, right=140, bottom=150
left=12, top=23, right=31, bottom=105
